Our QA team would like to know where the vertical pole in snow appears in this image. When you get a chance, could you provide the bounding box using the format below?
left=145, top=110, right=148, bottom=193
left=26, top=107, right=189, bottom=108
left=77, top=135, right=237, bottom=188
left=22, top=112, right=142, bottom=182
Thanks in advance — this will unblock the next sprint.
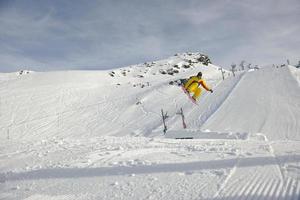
left=222, top=69, right=225, bottom=80
left=177, top=108, right=187, bottom=129
left=181, top=108, right=187, bottom=129
left=231, top=64, right=236, bottom=77
left=219, top=68, right=225, bottom=80
left=161, top=109, right=168, bottom=134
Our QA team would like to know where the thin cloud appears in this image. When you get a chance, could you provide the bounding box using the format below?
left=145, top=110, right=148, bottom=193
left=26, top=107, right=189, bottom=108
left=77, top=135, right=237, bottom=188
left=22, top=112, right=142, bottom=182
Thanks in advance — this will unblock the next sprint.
left=0, top=0, right=299, bottom=72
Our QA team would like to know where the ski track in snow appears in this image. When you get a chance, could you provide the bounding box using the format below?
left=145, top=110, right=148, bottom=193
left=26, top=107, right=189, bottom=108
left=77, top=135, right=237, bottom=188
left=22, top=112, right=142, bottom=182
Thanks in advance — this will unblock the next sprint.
left=1, top=137, right=299, bottom=200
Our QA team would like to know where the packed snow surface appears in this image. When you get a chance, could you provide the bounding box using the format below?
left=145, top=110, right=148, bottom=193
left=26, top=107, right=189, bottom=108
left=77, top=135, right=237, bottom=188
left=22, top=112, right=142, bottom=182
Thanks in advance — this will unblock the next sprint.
left=0, top=53, right=299, bottom=199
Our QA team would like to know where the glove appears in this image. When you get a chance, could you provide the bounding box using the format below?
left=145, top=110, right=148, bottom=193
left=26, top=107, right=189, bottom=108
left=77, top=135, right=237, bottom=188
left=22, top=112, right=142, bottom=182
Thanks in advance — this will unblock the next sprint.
left=210, top=89, right=213, bottom=93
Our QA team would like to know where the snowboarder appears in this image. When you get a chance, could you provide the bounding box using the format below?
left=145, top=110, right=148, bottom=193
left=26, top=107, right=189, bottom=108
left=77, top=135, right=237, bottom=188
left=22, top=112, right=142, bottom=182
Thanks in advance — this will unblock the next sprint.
left=183, top=72, right=213, bottom=101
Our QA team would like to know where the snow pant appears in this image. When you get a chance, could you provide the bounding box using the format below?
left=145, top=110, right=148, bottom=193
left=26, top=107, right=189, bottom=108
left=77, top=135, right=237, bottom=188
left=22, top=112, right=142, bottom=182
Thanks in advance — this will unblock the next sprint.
left=186, top=82, right=201, bottom=99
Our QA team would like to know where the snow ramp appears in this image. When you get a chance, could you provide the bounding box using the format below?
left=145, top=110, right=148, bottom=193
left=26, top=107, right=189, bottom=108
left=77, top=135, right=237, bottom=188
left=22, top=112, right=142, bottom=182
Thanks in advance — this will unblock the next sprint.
left=201, top=66, right=300, bottom=140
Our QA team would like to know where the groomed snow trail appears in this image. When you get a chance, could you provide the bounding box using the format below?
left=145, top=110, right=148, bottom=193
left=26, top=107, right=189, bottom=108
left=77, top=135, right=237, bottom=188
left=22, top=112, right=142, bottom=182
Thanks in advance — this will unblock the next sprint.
left=1, top=137, right=299, bottom=200
left=213, top=136, right=300, bottom=200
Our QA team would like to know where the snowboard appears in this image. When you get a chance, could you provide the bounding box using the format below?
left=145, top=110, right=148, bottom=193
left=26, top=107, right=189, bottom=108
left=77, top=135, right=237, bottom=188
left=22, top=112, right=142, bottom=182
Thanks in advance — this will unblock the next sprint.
left=181, top=85, right=198, bottom=105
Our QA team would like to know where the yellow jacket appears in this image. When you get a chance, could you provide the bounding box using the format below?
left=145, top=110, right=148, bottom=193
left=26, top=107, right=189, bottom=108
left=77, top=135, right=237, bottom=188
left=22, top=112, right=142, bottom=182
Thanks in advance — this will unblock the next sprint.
left=184, top=76, right=211, bottom=91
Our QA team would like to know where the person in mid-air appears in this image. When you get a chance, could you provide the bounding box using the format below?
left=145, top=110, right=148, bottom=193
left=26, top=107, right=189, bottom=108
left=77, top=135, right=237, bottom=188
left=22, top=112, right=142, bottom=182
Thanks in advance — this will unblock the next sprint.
left=183, top=72, right=213, bottom=101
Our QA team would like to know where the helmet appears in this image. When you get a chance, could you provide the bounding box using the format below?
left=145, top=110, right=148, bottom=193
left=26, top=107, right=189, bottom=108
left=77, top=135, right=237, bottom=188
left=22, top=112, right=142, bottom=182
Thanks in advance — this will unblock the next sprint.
left=197, top=72, right=202, bottom=77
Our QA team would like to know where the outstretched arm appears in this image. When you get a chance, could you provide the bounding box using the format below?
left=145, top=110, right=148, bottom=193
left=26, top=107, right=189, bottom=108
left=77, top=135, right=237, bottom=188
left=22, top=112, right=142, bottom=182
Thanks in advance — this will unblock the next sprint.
left=199, top=80, right=213, bottom=93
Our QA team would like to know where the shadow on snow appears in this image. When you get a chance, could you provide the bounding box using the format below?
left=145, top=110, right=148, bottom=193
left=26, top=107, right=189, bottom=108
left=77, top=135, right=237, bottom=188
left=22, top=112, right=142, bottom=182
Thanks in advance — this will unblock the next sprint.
left=2, top=154, right=300, bottom=182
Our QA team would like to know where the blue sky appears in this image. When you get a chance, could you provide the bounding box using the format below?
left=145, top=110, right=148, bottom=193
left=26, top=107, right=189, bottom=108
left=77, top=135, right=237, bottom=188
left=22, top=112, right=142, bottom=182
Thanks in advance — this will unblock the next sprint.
left=0, top=0, right=299, bottom=72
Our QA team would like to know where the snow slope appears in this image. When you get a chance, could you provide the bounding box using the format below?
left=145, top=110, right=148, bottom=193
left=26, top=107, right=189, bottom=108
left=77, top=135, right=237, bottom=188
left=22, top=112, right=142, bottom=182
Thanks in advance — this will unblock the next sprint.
left=0, top=53, right=220, bottom=140
left=202, top=66, right=300, bottom=140
left=1, top=54, right=300, bottom=200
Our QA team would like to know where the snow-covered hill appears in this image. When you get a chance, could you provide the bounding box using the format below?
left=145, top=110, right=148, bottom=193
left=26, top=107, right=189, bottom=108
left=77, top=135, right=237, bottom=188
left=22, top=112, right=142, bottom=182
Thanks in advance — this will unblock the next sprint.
left=0, top=53, right=220, bottom=140
left=1, top=54, right=300, bottom=200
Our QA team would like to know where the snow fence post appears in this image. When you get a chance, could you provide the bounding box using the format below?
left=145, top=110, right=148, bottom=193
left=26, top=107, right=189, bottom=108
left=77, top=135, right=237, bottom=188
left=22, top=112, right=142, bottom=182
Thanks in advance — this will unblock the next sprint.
left=239, top=61, right=245, bottom=71
left=176, top=107, right=187, bottom=129
left=231, top=63, right=236, bottom=77
left=161, top=109, right=168, bottom=134
left=219, top=67, right=225, bottom=80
